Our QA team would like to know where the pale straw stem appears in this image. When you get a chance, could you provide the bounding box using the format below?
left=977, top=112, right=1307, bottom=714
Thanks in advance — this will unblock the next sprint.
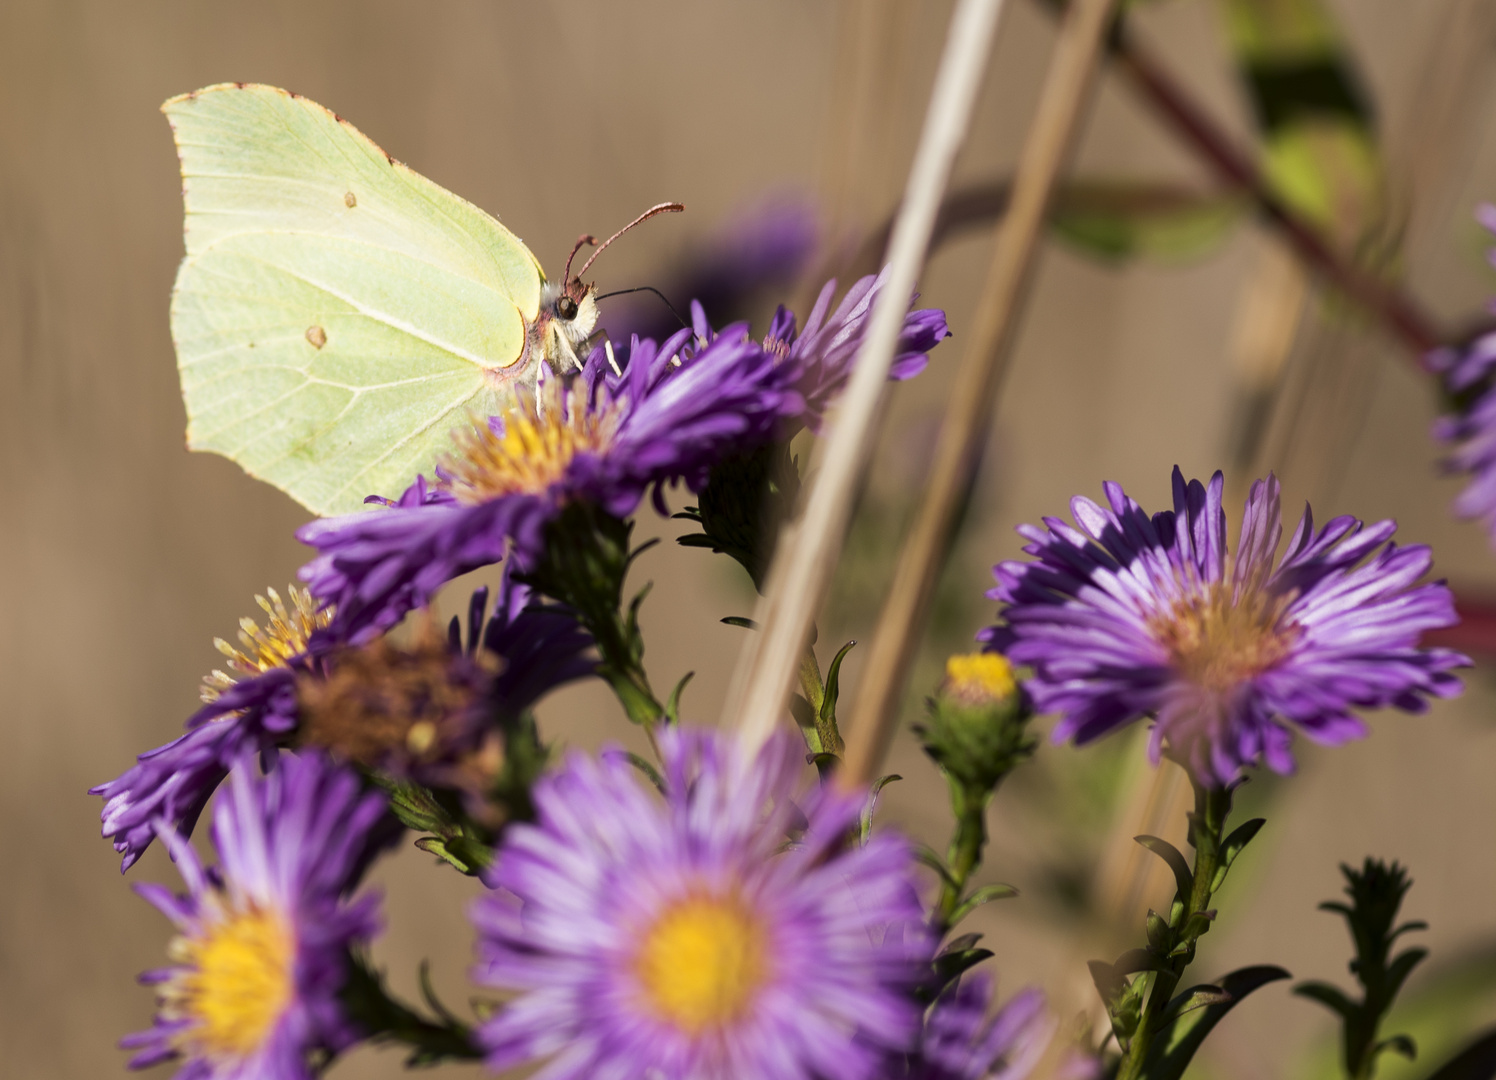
left=841, top=0, right=1121, bottom=788
left=724, top=0, right=1007, bottom=754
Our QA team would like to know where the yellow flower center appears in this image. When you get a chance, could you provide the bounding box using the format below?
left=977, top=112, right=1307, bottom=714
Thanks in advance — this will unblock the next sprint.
left=634, top=894, right=768, bottom=1033
left=441, top=379, right=624, bottom=505
left=200, top=585, right=331, bottom=704
left=943, top=652, right=1017, bottom=705
left=1150, top=579, right=1298, bottom=693
left=165, top=906, right=295, bottom=1060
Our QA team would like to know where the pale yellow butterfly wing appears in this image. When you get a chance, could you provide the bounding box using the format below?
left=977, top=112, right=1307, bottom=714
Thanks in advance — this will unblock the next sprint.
left=167, top=83, right=544, bottom=515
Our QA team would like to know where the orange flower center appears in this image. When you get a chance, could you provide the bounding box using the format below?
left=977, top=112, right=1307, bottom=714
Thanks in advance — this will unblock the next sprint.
left=161, top=904, right=295, bottom=1060
left=441, top=380, right=624, bottom=505
left=200, top=585, right=330, bottom=704
left=1149, top=579, right=1299, bottom=693
left=634, top=893, right=768, bottom=1033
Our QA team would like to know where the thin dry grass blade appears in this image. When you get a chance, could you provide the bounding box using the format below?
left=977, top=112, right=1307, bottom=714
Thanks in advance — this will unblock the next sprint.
left=723, top=0, right=1008, bottom=755
left=841, top=0, right=1122, bottom=788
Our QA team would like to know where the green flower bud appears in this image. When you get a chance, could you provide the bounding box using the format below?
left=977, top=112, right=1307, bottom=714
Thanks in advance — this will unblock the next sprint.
left=917, top=652, right=1035, bottom=793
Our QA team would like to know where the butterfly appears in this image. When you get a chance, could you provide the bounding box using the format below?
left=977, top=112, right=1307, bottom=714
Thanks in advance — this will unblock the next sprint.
left=165, top=82, right=679, bottom=516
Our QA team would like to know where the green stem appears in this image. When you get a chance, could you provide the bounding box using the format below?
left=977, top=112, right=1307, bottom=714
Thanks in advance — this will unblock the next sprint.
left=935, top=782, right=990, bottom=932
left=1116, top=779, right=1232, bottom=1080
left=590, top=616, right=664, bottom=728
left=519, top=504, right=667, bottom=730
left=340, top=954, right=481, bottom=1065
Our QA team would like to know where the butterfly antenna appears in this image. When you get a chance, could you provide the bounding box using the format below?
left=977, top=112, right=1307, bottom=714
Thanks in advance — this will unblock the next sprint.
left=563, top=233, right=598, bottom=287
left=576, top=202, right=684, bottom=280
left=594, top=286, right=690, bottom=331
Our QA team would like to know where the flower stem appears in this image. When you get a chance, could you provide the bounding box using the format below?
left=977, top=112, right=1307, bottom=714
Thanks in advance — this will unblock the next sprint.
left=934, top=781, right=990, bottom=931
left=1115, top=779, right=1234, bottom=1080
left=520, top=504, right=666, bottom=729
left=341, top=953, right=481, bottom=1065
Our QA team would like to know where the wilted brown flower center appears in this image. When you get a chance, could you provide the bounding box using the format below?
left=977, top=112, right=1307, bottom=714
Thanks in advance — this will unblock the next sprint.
left=1149, top=579, right=1299, bottom=693
left=296, top=633, right=494, bottom=768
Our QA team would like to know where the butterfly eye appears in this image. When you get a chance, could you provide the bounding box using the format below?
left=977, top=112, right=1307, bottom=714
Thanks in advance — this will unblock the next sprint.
left=557, top=296, right=579, bottom=321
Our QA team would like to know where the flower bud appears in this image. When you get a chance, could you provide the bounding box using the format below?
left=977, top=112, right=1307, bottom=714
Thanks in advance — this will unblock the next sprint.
left=917, top=652, right=1034, bottom=793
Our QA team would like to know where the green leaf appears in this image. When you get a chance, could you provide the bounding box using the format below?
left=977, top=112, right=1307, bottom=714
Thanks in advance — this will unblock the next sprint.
left=1175, top=910, right=1218, bottom=949
left=1218, top=0, right=1382, bottom=242
left=1089, top=959, right=1130, bottom=1010
left=808, top=751, right=839, bottom=778
left=915, top=846, right=960, bottom=891
left=787, top=693, right=816, bottom=730
left=1157, top=985, right=1233, bottom=1025
left=618, top=751, right=666, bottom=794
left=817, top=639, right=857, bottom=753
left=1289, top=947, right=1496, bottom=1080
left=1374, top=1034, right=1418, bottom=1063
left=948, top=884, right=1020, bottom=926
left=1420, top=1027, right=1496, bottom=1080
left=1140, top=965, right=1292, bottom=1080
left=375, top=777, right=458, bottom=837
left=1147, top=909, right=1171, bottom=952
left=664, top=670, right=695, bottom=725
left=1090, top=959, right=1148, bottom=1047
left=1211, top=818, right=1267, bottom=892
left=932, top=946, right=996, bottom=989
left=1386, top=948, right=1431, bottom=1004
left=414, top=836, right=476, bottom=875
left=1136, top=835, right=1194, bottom=902
left=1114, top=948, right=1173, bottom=976
left=417, top=961, right=463, bottom=1029
left=860, top=774, right=902, bottom=844
left=1295, top=980, right=1360, bottom=1021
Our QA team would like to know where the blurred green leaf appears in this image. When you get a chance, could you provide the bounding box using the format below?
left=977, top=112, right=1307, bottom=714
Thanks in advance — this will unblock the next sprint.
left=1217, top=0, right=1383, bottom=245
left=1291, top=947, right=1496, bottom=1080
left=1050, top=184, right=1249, bottom=262
left=1421, top=1028, right=1496, bottom=1080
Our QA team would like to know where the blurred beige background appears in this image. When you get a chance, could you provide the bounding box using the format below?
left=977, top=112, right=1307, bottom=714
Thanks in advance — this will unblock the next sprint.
left=5, top=1, right=1496, bottom=1078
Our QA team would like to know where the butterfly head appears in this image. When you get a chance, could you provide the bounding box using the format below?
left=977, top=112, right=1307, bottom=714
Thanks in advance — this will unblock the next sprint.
left=537, top=202, right=685, bottom=375
left=536, top=275, right=600, bottom=372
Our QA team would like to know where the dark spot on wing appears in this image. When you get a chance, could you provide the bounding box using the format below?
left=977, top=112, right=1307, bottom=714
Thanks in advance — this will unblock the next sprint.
left=344, top=191, right=357, bottom=209
left=306, top=326, right=327, bottom=349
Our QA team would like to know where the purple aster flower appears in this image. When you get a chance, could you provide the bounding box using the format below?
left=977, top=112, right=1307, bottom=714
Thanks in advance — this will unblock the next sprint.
left=468, top=572, right=597, bottom=718
left=757, top=268, right=950, bottom=428
left=1429, top=204, right=1496, bottom=542
left=470, top=725, right=930, bottom=1080
left=901, top=976, right=1051, bottom=1080
left=687, top=266, right=949, bottom=432
left=93, top=586, right=324, bottom=870
left=94, top=574, right=591, bottom=870
left=299, top=326, right=796, bottom=644
left=981, top=467, right=1468, bottom=785
left=120, top=751, right=390, bottom=1078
